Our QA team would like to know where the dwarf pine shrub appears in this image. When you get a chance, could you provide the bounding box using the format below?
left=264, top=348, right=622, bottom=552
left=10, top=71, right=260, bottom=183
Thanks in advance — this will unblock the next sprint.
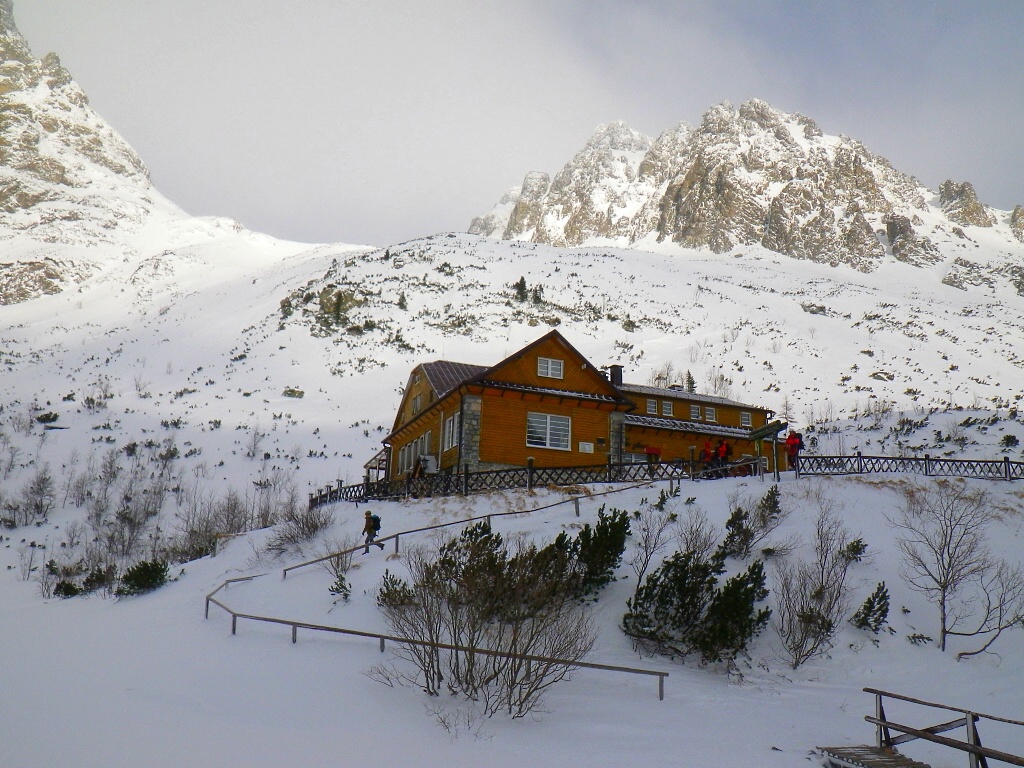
left=116, top=559, right=169, bottom=596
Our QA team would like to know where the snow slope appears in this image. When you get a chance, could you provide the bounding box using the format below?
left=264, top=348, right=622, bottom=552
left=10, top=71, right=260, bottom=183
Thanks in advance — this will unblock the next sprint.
left=2, top=225, right=1024, bottom=767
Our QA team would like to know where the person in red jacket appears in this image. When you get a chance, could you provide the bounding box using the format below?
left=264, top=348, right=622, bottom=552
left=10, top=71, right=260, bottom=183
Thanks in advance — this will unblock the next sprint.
left=785, top=430, right=803, bottom=471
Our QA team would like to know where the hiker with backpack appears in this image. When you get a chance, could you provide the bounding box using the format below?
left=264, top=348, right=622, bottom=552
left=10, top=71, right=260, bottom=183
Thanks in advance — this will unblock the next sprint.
left=362, top=510, right=384, bottom=553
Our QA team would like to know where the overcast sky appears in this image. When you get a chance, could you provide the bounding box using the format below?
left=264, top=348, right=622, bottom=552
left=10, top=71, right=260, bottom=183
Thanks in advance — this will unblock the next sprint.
left=14, top=0, right=1024, bottom=247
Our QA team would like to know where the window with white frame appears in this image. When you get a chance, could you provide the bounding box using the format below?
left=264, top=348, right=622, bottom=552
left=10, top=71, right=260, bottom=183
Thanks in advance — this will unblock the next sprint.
left=705, top=407, right=717, bottom=422
left=537, top=357, right=564, bottom=379
left=526, top=412, right=571, bottom=450
left=741, top=412, right=752, bottom=427
left=690, top=404, right=701, bottom=420
left=443, top=413, right=460, bottom=451
left=662, top=401, right=674, bottom=417
left=646, top=399, right=658, bottom=415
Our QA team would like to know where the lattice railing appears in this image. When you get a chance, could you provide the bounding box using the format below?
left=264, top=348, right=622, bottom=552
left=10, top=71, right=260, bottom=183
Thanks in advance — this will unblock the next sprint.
left=310, top=456, right=766, bottom=508
left=799, top=452, right=1023, bottom=483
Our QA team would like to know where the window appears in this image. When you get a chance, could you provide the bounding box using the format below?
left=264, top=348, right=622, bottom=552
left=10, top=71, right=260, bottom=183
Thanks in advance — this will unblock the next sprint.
left=443, top=413, right=460, bottom=451
left=412, top=394, right=422, bottom=413
left=705, top=407, right=717, bottom=422
left=526, top=412, right=571, bottom=450
left=537, top=357, right=564, bottom=379
left=662, top=401, right=674, bottom=417
left=646, top=399, right=658, bottom=415
left=690, top=404, right=701, bottom=420
left=741, top=412, right=752, bottom=427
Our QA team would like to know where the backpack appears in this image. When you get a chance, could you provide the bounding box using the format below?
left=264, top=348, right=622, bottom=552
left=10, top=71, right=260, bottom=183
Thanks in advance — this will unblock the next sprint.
left=371, top=514, right=381, bottom=533
left=796, top=433, right=805, bottom=451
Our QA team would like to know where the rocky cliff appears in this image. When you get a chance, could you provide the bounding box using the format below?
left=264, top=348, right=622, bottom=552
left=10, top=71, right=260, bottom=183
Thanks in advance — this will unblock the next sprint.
left=471, top=100, right=1024, bottom=292
left=0, top=2, right=177, bottom=302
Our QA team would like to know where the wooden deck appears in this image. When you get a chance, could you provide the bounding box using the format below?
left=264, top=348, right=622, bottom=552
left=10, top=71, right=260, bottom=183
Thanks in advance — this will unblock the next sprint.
left=819, top=745, right=931, bottom=768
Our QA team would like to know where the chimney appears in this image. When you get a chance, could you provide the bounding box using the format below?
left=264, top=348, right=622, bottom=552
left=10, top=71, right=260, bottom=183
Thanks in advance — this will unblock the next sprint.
left=609, top=364, right=623, bottom=387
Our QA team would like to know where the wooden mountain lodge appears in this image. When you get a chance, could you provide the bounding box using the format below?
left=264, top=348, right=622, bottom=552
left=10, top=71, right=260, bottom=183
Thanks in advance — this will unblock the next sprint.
left=371, top=330, right=786, bottom=482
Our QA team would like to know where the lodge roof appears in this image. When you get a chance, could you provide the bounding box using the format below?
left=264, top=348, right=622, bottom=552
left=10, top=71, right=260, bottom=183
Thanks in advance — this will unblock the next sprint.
left=473, top=379, right=626, bottom=403
left=617, top=382, right=767, bottom=412
left=420, top=361, right=488, bottom=399
left=624, top=413, right=752, bottom=438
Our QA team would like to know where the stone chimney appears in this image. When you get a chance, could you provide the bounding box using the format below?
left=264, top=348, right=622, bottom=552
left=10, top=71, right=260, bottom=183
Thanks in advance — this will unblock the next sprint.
left=608, top=364, right=623, bottom=387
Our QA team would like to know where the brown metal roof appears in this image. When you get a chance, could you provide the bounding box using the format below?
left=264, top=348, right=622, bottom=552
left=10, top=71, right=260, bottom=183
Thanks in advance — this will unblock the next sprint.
left=420, top=361, right=488, bottom=399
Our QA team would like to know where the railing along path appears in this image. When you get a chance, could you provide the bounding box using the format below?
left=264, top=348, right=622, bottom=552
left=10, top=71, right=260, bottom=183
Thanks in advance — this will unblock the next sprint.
left=207, top=482, right=670, bottom=700
left=820, top=688, right=1024, bottom=768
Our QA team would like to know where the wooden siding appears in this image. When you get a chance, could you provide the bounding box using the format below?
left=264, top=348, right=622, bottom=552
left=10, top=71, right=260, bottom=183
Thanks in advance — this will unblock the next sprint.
left=388, top=389, right=462, bottom=478
left=623, top=391, right=770, bottom=431
left=623, top=426, right=780, bottom=470
left=478, top=390, right=615, bottom=468
left=485, top=335, right=616, bottom=397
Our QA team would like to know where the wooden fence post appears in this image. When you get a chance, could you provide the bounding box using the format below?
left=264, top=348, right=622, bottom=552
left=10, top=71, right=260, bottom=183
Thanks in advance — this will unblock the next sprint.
left=527, top=458, right=535, bottom=490
left=292, top=625, right=298, bottom=644
left=574, top=498, right=580, bottom=517
left=1005, top=456, right=1012, bottom=481
left=924, top=454, right=930, bottom=477
left=857, top=451, right=864, bottom=474
left=966, top=712, right=980, bottom=768
left=231, top=614, right=238, bottom=635
left=394, top=535, right=400, bottom=554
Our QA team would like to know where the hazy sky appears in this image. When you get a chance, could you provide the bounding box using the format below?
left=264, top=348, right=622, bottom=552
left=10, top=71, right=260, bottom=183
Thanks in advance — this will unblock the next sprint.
left=13, top=0, right=1024, bottom=247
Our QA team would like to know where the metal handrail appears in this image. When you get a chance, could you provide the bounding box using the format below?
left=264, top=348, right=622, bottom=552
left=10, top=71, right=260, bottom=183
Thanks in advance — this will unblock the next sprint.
left=204, top=585, right=668, bottom=700
left=284, top=479, right=662, bottom=579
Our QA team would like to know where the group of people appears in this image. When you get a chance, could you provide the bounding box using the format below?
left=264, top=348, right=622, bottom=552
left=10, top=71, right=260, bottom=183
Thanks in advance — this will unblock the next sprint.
left=699, top=438, right=734, bottom=478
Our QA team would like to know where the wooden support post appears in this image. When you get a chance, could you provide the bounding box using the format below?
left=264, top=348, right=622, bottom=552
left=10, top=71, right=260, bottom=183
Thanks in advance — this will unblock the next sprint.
left=292, top=625, right=297, bottom=644
left=231, top=614, right=238, bottom=635
left=204, top=598, right=210, bottom=619
left=574, top=498, right=580, bottom=517
left=924, top=454, right=931, bottom=477
left=658, top=675, right=665, bottom=701
left=966, top=713, right=980, bottom=768
left=527, top=457, right=535, bottom=490
left=875, top=692, right=883, bottom=748
left=379, top=637, right=385, bottom=652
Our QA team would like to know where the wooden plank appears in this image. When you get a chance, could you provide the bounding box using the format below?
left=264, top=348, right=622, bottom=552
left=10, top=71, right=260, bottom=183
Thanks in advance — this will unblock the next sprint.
left=819, top=745, right=931, bottom=768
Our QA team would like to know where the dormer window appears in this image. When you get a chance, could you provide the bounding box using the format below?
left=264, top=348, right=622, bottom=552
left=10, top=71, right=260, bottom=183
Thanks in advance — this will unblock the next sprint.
left=537, top=357, right=564, bottom=379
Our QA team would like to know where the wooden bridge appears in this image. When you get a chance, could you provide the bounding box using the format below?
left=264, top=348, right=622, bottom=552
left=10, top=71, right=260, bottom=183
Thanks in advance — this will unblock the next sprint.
left=820, top=688, right=1024, bottom=768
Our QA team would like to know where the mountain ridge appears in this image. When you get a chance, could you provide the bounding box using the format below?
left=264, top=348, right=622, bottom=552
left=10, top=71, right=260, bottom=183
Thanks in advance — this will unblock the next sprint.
left=470, top=99, right=1024, bottom=293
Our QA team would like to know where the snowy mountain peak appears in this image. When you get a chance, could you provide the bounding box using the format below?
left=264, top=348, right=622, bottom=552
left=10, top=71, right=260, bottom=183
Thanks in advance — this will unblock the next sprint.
left=471, top=99, right=1024, bottom=294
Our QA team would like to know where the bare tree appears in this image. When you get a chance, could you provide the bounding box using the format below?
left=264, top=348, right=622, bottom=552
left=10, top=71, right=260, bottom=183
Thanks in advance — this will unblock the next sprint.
left=629, top=494, right=679, bottom=595
left=376, top=526, right=595, bottom=719
left=676, top=504, right=719, bottom=562
left=774, top=505, right=857, bottom=668
left=246, top=424, right=267, bottom=460
left=890, top=480, right=1024, bottom=655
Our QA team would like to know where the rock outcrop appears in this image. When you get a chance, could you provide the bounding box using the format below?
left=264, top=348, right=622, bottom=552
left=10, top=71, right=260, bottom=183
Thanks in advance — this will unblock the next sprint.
left=0, top=1, right=171, bottom=303
left=939, top=179, right=995, bottom=227
left=470, top=99, right=1021, bottom=289
left=1011, top=205, right=1024, bottom=243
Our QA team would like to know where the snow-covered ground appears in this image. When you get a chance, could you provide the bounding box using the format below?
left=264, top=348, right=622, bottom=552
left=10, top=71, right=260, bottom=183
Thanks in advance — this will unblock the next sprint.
left=3, top=217, right=1024, bottom=767
left=3, top=473, right=1024, bottom=767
